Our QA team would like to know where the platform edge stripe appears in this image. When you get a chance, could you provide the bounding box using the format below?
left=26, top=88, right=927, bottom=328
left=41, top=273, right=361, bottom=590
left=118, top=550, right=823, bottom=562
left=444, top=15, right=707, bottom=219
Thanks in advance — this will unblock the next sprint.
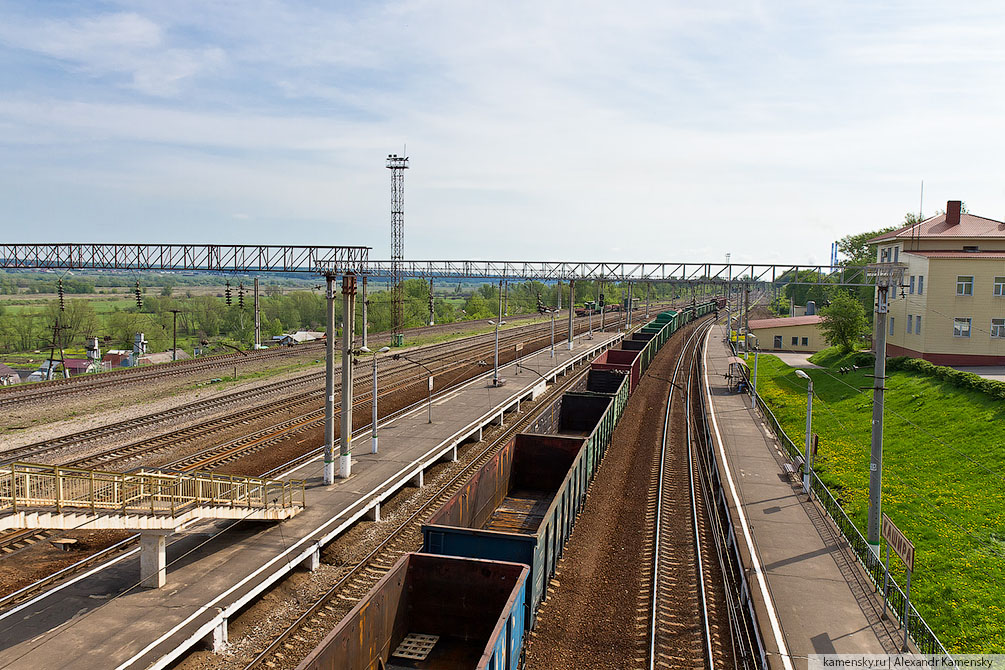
left=703, top=325, right=793, bottom=670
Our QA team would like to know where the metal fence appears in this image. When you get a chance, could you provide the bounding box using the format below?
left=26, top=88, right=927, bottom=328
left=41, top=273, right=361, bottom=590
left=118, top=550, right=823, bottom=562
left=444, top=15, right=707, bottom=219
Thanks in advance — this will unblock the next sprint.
left=0, top=462, right=306, bottom=517
left=752, top=392, right=953, bottom=657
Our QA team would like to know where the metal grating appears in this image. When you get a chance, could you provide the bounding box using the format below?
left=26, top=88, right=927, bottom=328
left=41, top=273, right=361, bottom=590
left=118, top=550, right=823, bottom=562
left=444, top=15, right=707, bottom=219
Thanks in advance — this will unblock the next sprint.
left=392, top=633, right=439, bottom=661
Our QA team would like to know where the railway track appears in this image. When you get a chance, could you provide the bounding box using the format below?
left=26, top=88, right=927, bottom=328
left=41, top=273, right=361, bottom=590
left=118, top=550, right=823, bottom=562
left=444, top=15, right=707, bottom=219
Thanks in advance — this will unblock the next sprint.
left=0, top=311, right=565, bottom=410
left=0, top=311, right=642, bottom=561
left=240, top=348, right=599, bottom=670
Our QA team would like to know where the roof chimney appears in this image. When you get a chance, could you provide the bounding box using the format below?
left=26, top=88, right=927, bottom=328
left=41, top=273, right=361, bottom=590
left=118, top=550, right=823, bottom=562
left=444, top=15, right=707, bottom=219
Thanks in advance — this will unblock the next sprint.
left=946, top=200, right=962, bottom=226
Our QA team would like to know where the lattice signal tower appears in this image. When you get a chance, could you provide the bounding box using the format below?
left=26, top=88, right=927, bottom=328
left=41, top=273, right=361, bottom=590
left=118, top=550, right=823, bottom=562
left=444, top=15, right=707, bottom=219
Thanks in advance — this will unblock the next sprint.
left=387, top=153, right=409, bottom=342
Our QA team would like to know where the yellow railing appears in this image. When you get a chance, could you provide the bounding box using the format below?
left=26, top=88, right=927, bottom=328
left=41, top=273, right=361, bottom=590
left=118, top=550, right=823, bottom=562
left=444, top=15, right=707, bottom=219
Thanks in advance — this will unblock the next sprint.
left=0, top=463, right=306, bottom=516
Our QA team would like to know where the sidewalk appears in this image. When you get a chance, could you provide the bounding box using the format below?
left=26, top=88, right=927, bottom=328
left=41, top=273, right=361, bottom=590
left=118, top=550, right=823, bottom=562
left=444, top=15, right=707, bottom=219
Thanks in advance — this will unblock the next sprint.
left=703, top=324, right=904, bottom=669
left=0, top=330, right=623, bottom=670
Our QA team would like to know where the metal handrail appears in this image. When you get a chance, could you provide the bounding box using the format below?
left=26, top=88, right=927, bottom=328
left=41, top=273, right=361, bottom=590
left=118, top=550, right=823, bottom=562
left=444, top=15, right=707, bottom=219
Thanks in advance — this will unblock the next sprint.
left=0, top=462, right=305, bottom=517
left=751, top=391, right=952, bottom=658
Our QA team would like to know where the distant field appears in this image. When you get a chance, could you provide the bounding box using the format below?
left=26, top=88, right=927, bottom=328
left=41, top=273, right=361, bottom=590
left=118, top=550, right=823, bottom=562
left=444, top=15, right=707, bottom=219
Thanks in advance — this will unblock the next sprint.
left=755, top=351, right=1005, bottom=652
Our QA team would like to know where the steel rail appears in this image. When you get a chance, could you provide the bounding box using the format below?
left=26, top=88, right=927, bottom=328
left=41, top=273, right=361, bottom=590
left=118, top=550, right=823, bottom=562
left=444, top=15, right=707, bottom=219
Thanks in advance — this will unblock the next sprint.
left=648, top=318, right=714, bottom=670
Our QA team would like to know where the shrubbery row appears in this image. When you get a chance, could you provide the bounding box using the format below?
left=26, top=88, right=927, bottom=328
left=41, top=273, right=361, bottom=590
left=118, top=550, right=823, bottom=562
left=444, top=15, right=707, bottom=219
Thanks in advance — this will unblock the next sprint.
left=886, top=356, right=1005, bottom=400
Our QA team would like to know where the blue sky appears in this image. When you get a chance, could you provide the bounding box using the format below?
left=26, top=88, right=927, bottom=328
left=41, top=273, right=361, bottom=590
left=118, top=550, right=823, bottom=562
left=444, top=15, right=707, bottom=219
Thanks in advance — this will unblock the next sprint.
left=2, top=1, right=1005, bottom=264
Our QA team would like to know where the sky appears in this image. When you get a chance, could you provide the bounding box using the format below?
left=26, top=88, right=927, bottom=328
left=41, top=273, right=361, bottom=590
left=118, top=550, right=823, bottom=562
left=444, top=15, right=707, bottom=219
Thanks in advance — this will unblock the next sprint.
left=2, top=1, right=1005, bottom=265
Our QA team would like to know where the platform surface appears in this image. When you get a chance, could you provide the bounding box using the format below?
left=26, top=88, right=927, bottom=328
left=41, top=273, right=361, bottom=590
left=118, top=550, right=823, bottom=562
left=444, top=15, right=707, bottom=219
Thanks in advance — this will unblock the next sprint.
left=704, top=324, right=906, bottom=669
left=0, top=329, right=623, bottom=670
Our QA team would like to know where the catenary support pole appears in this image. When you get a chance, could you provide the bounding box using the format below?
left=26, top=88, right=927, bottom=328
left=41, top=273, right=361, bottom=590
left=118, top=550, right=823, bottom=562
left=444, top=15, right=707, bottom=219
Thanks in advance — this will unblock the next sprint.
left=428, top=277, right=434, bottom=326
left=599, top=281, right=606, bottom=332
left=868, top=282, right=890, bottom=556
left=361, top=276, right=368, bottom=349
left=340, top=274, right=357, bottom=479
left=751, top=351, right=758, bottom=409
left=253, top=278, right=260, bottom=349
left=567, top=279, right=575, bottom=350
left=323, top=274, right=337, bottom=485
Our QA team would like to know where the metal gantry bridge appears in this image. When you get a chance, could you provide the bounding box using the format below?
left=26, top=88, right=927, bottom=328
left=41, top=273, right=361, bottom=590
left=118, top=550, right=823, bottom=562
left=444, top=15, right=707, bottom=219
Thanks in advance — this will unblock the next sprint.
left=1, top=244, right=875, bottom=285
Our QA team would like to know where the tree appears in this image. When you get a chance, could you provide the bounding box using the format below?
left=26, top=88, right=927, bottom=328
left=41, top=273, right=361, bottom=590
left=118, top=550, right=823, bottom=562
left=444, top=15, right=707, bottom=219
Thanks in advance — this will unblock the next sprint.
left=819, top=290, right=868, bottom=353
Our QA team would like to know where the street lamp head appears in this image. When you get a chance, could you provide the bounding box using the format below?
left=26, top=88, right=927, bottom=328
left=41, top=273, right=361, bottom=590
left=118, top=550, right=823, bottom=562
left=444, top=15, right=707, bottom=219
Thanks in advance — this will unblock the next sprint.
left=359, top=346, right=372, bottom=354
left=795, top=370, right=811, bottom=381
left=377, top=346, right=391, bottom=353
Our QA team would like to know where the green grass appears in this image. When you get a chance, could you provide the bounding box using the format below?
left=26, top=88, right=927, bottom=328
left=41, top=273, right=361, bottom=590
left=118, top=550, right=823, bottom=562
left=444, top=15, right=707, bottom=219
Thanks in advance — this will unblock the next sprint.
left=755, top=353, right=1005, bottom=652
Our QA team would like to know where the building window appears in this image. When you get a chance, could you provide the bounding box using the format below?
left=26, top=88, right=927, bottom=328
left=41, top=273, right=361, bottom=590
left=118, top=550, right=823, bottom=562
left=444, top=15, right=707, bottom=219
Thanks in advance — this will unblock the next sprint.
left=791, top=336, right=798, bottom=346
left=954, top=318, right=972, bottom=338
left=993, top=319, right=1005, bottom=338
left=894, top=247, right=900, bottom=262
left=918, top=275, right=924, bottom=294
left=995, top=277, right=1005, bottom=296
left=907, top=314, right=913, bottom=333
left=964, top=245, right=979, bottom=253
left=801, top=337, right=808, bottom=346
left=773, top=335, right=782, bottom=348
left=957, top=276, right=974, bottom=296
left=916, top=315, right=922, bottom=334
left=889, top=316, right=895, bottom=335
left=909, top=276, right=915, bottom=294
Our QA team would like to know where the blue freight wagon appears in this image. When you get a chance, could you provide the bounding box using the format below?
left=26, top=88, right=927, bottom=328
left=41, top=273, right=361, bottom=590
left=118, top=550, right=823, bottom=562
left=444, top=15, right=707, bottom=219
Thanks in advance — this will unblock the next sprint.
left=294, top=553, right=528, bottom=670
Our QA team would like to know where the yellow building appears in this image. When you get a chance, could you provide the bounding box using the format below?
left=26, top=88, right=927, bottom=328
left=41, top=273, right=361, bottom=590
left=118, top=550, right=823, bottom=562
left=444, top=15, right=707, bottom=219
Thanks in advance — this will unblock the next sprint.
left=870, top=200, right=1005, bottom=365
left=748, top=315, right=824, bottom=353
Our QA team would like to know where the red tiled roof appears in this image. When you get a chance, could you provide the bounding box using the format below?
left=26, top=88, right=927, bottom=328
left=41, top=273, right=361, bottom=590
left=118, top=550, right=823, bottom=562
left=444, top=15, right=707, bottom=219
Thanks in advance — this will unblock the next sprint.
left=62, top=359, right=92, bottom=370
left=870, top=213, right=1005, bottom=243
left=748, top=315, right=823, bottom=330
left=907, top=250, right=1005, bottom=259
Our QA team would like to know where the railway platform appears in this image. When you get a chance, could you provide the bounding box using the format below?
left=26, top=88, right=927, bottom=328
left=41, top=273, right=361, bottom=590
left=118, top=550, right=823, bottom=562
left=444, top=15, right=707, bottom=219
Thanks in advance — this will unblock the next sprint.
left=703, top=324, right=906, bottom=668
left=0, top=329, right=624, bottom=670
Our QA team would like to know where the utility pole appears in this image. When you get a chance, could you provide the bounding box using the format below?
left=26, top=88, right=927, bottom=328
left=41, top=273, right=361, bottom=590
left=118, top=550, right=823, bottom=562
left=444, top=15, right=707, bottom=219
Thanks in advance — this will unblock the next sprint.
left=556, top=279, right=562, bottom=312
left=169, top=309, right=181, bottom=361
left=599, top=281, right=605, bottom=332
left=503, top=281, right=508, bottom=316
left=744, top=284, right=751, bottom=355
left=340, top=274, right=357, bottom=479
left=324, top=273, right=338, bottom=485
left=867, top=263, right=903, bottom=556
left=428, top=278, right=435, bottom=326
left=253, top=278, right=261, bottom=349
left=361, top=275, right=368, bottom=349
left=567, top=279, right=575, bottom=350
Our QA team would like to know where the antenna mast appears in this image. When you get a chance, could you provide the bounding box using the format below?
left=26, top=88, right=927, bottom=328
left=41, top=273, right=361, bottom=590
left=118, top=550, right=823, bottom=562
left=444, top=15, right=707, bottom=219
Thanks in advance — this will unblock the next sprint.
left=387, top=152, right=409, bottom=345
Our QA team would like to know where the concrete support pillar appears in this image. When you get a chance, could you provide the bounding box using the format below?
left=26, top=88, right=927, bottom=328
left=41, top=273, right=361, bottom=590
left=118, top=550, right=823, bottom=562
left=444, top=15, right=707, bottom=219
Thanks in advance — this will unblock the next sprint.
left=439, top=445, right=458, bottom=462
left=340, top=274, right=357, bottom=479
left=410, top=470, right=424, bottom=488
left=567, top=279, right=575, bottom=350
left=140, top=532, right=167, bottom=589
left=476, top=426, right=483, bottom=441
left=361, top=276, right=368, bottom=349
left=204, top=619, right=228, bottom=653
left=366, top=503, right=381, bottom=522
left=301, top=547, right=320, bottom=572
left=253, top=278, right=261, bottom=349
left=324, top=274, right=337, bottom=485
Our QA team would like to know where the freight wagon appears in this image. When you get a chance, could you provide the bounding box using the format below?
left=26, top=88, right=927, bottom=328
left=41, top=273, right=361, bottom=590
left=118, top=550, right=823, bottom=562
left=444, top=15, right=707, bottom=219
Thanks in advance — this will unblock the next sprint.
left=295, top=553, right=528, bottom=670
left=422, top=374, right=627, bottom=628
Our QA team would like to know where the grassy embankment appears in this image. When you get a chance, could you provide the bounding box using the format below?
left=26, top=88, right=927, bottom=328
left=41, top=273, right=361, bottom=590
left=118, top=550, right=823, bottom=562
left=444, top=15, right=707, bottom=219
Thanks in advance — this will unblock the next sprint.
left=754, top=348, right=1005, bottom=652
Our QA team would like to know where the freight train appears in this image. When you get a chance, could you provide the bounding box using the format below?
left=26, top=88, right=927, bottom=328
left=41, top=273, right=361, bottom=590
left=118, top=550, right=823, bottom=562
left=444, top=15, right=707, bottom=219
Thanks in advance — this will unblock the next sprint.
left=297, top=300, right=718, bottom=670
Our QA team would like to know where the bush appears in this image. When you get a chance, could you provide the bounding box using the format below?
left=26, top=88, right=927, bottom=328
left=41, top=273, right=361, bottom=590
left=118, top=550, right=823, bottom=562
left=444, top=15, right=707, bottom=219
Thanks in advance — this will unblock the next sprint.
left=852, top=352, right=875, bottom=367
left=888, top=356, right=1005, bottom=400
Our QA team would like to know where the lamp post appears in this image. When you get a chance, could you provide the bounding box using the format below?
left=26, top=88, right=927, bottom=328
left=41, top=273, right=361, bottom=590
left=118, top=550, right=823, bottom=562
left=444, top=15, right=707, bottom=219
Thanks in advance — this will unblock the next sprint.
left=795, top=369, right=813, bottom=494
left=393, top=353, right=434, bottom=423
left=359, top=346, right=390, bottom=453
left=488, top=319, right=506, bottom=386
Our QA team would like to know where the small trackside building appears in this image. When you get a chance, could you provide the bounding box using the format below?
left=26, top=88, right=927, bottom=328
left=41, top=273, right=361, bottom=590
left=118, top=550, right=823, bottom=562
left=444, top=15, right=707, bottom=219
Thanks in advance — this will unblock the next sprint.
left=748, top=315, right=824, bottom=353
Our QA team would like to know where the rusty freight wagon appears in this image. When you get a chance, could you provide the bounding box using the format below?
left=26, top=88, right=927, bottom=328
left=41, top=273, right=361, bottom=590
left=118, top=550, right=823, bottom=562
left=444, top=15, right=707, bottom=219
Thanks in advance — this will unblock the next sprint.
left=590, top=348, right=643, bottom=392
left=295, top=553, right=528, bottom=670
left=421, top=380, right=622, bottom=628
